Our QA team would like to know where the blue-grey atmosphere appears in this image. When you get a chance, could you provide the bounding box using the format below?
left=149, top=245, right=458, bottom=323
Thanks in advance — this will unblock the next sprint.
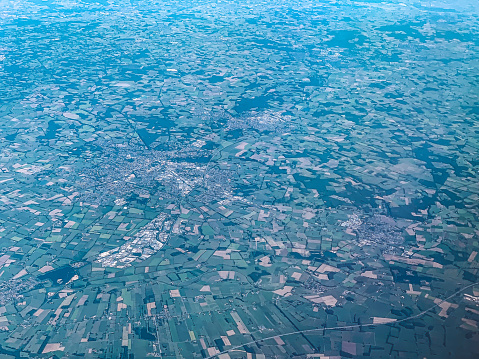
left=1, top=0, right=479, bottom=358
